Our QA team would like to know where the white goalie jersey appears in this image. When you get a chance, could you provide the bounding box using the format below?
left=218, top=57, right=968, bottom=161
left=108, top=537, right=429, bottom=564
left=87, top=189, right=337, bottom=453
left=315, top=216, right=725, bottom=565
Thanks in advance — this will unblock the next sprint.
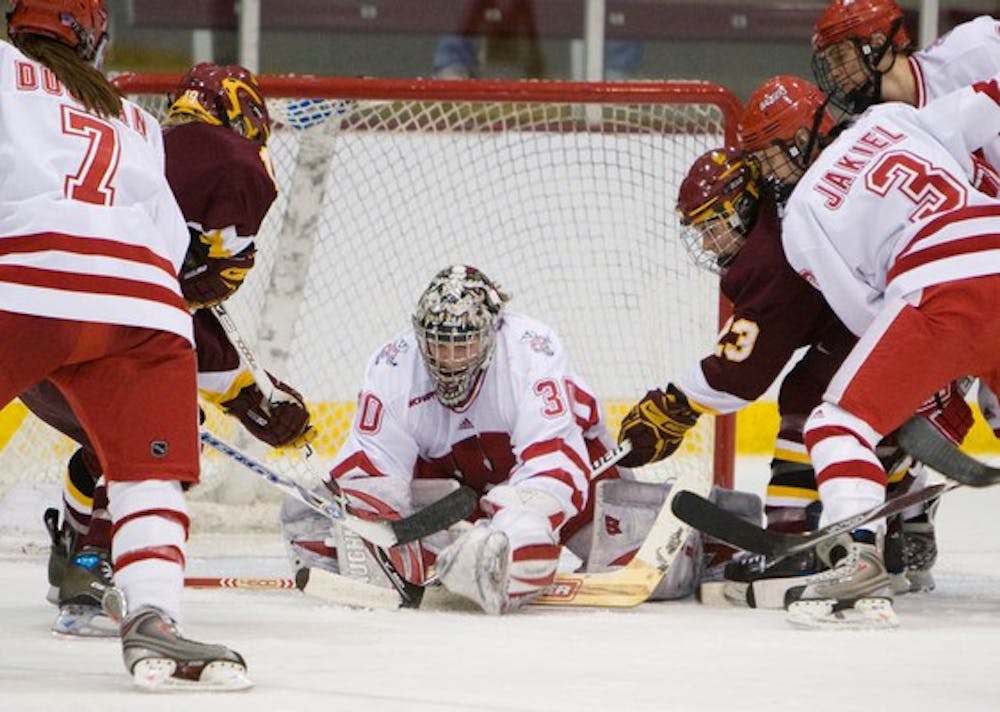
left=330, top=311, right=613, bottom=528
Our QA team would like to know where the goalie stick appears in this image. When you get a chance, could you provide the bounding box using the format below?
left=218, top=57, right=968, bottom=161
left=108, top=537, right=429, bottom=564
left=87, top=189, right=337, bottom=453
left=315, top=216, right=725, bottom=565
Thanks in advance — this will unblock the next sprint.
left=532, top=465, right=712, bottom=606
left=670, top=415, right=977, bottom=563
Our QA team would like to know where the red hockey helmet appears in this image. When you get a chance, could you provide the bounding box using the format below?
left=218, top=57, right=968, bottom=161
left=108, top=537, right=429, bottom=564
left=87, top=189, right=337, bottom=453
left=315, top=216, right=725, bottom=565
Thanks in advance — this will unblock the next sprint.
left=811, top=0, right=912, bottom=113
left=6, top=0, right=108, bottom=62
left=739, top=75, right=835, bottom=199
left=168, top=63, right=272, bottom=143
left=676, top=148, right=761, bottom=273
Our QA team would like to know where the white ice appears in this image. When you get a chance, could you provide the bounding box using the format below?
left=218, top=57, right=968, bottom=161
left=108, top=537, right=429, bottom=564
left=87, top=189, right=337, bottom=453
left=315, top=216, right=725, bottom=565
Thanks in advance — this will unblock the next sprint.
left=2, top=458, right=999, bottom=712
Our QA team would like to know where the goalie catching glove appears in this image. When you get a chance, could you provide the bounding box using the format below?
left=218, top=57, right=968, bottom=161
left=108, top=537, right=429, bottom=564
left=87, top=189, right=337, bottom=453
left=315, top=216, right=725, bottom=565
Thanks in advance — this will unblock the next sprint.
left=221, top=373, right=315, bottom=448
left=617, top=383, right=700, bottom=468
left=180, top=234, right=256, bottom=309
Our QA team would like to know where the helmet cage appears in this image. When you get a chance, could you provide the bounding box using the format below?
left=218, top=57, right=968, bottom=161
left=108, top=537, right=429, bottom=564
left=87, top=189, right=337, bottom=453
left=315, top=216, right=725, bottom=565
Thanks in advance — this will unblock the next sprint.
left=811, top=0, right=910, bottom=113
left=412, top=265, right=509, bottom=408
left=812, top=19, right=905, bottom=113
left=676, top=149, right=761, bottom=274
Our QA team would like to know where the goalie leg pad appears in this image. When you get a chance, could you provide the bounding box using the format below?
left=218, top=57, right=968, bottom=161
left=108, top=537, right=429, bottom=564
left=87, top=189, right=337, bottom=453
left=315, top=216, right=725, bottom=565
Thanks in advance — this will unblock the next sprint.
left=435, top=522, right=511, bottom=615
left=587, top=480, right=761, bottom=600
left=585, top=479, right=698, bottom=600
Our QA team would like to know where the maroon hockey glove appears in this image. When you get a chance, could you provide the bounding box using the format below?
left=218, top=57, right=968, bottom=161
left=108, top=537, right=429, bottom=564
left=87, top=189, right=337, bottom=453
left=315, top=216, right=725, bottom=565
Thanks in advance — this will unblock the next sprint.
left=180, top=242, right=256, bottom=309
left=222, top=374, right=315, bottom=448
left=617, top=383, right=700, bottom=468
left=916, top=380, right=973, bottom=445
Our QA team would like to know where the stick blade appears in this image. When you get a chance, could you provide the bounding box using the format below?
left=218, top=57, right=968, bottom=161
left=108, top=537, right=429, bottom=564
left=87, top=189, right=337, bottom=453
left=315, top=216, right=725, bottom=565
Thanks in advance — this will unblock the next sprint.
left=390, top=485, right=479, bottom=544
left=671, top=490, right=780, bottom=556
left=898, top=416, right=1000, bottom=487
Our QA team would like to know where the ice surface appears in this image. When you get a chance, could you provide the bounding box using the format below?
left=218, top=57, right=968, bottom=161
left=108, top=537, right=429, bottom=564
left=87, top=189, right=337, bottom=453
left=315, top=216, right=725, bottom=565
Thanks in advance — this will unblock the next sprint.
left=2, top=458, right=999, bottom=711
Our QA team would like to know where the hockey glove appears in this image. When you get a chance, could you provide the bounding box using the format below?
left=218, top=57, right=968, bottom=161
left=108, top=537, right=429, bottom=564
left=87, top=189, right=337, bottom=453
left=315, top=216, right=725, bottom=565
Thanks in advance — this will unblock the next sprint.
left=617, top=383, right=700, bottom=468
left=221, top=373, right=316, bottom=448
left=180, top=240, right=256, bottom=310
left=915, top=379, right=973, bottom=445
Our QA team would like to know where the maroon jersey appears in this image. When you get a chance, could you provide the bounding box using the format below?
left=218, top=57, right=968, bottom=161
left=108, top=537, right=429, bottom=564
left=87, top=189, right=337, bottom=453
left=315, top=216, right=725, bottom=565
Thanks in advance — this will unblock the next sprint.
left=163, top=121, right=276, bottom=238
left=677, top=198, right=856, bottom=416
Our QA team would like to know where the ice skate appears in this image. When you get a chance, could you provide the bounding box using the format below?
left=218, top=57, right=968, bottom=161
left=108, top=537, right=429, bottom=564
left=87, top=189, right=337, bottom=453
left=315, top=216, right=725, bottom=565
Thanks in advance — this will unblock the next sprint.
left=785, top=531, right=898, bottom=629
left=901, top=499, right=939, bottom=593
left=436, top=522, right=510, bottom=615
left=51, top=547, right=117, bottom=638
left=722, top=548, right=822, bottom=609
left=120, top=606, right=252, bottom=691
left=43, top=507, right=74, bottom=605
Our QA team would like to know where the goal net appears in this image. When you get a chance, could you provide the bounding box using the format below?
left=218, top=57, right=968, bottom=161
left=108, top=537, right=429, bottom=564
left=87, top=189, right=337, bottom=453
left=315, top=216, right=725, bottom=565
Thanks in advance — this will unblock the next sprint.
left=0, top=76, right=739, bottom=538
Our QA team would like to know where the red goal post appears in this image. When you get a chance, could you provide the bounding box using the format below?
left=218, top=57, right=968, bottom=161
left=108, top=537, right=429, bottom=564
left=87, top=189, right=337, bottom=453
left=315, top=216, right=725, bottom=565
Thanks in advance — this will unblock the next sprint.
left=0, top=76, right=740, bottom=536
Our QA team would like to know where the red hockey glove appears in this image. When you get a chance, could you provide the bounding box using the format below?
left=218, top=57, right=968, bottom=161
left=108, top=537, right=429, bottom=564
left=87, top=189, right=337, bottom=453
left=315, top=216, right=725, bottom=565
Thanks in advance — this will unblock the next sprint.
left=915, top=380, right=973, bottom=445
left=180, top=241, right=256, bottom=309
left=222, top=374, right=315, bottom=448
left=617, top=383, right=700, bottom=468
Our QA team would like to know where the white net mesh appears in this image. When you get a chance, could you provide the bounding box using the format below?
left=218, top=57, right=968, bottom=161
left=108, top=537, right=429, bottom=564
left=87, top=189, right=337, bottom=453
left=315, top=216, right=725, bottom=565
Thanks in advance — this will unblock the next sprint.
left=0, top=77, right=737, bottom=536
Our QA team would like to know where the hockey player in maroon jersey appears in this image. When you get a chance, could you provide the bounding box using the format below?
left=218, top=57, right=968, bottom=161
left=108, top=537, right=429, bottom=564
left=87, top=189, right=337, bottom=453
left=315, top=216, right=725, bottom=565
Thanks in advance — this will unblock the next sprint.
left=20, top=62, right=313, bottom=636
left=616, top=146, right=973, bottom=607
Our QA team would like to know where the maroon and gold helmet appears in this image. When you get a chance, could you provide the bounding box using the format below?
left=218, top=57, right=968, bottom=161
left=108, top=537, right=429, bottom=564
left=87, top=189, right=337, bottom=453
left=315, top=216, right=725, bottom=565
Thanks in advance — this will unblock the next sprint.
left=6, top=0, right=108, bottom=62
left=739, top=75, right=836, bottom=200
left=811, top=0, right=912, bottom=113
left=676, top=148, right=761, bottom=274
left=168, top=63, right=271, bottom=143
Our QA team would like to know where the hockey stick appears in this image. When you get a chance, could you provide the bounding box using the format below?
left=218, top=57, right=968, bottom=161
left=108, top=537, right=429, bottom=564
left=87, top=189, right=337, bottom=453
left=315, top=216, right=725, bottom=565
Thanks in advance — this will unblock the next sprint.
left=209, top=304, right=449, bottom=607
left=200, top=430, right=476, bottom=548
left=669, top=415, right=980, bottom=562
left=210, top=304, right=279, bottom=402
left=896, top=415, right=1000, bottom=486
left=672, top=479, right=956, bottom=562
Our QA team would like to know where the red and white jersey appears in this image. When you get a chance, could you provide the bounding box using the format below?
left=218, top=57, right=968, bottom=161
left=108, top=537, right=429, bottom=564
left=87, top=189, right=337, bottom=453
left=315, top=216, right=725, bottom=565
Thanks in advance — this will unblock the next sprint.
left=908, top=15, right=1000, bottom=183
left=910, top=16, right=1000, bottom=107
left=782, top=76, right=1000, bottom=336
left=0, top=42, right=191, bottom=343
left=330, top=311, right=610, bottom=527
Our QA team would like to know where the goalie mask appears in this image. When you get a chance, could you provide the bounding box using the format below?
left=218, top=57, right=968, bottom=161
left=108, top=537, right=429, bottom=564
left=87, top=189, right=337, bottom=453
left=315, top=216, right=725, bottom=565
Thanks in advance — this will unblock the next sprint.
left=6, top=0, right=108, bottom=62
left=167, top=62, right=272, bottom=143
left=811, top=0, right=912, bottom=114
left=676, top=148, right=761, bottom=274
left=739, top=75, right=836, bottom=203
left=412, top=265, right=510, bottom=408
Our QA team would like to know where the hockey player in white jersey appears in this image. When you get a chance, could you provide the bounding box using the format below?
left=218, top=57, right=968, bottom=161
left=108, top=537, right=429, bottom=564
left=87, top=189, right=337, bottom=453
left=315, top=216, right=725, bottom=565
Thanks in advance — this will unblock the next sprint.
left=811, top=1, right=1000, bottom=591
left=738, top=73, right=1000, bottom=626
left=287, top=264, right=637, bottom=613
left=811, top=1, right=1000, bottom=185
left=0, top=0, right=249, bottom=689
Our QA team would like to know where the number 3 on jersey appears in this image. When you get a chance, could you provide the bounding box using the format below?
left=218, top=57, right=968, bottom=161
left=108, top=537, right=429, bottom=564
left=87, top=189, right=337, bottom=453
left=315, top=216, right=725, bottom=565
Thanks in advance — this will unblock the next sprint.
left=61, top=105, right=120, bottom=206
left=715, top=315, right=760, bottom=363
